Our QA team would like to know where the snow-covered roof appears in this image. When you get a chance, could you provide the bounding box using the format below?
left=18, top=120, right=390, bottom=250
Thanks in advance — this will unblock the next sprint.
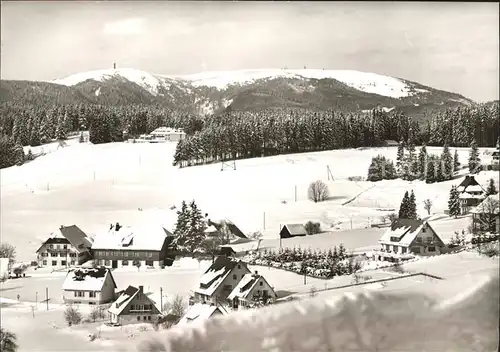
left=471, top=195, right=500, bottom=215
left=91, top=223, right=171, bottom=251
left=195, top=256, right=249, bottom=296
left=378, top=219, right=438, bottom=247
left=227, top=273, right=262, bottom=301
left=204, top=225, right=219, bottom=234
left=150, top=127, right=185, bottom=135
left=108, top=285, right=162, bottom=316
left=178, top=303, right=227, bottom=326
left=62, top=267, right=116, bottom=291
left=282, top=224, right=307, bottom=236
left=457, top=176, right=485, bottom=194
left=459, top=192, right=485, bottom=200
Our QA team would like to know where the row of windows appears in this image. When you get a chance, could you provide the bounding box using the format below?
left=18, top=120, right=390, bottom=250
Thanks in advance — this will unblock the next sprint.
left=73, top=291, right=97, bottom=298
left=41, top=252, right=77, bottom=257
left=130, top=304, right=152, bottom=311
left=97, top=259, right=155, bottom=266
left=41, top=260, right=75, bottom=266
left=95, top=251, right=154, bottom=258
left=137, top=316, right=152, bottom=321
left=48, top=244, right=68, bottom=249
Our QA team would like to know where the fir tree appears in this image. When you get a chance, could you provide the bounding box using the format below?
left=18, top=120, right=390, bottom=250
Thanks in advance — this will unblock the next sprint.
left=453, top=149, right=460, bottom=173
left=425, top=155, right=436, bottom=184
left=184, top=200, right=207, bottom=253
left=441, top=144, right=453, bottom=180
left=398, top=191, right=410, bottom=219
left=486, top=178, right=497, bottom=196
left=468, top=139, right=481, bottom=174
left=39, top=114, right=51, bottom=144
left=174, top=201, right=190, bottom=237
left=14, top=139, right=24, bottom=166
left=418, top=144, right=427, bottom=179
left=448, top=186, right=461, bottom=218
left=407, top=190, right=417, bottom=220
left=55, top=114, right=67, bottom=141
left=396, top=141, right=405, bottom=176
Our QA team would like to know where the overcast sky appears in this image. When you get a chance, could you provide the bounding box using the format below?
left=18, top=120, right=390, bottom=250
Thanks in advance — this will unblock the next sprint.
left=1, top=1, right=498, bottom=102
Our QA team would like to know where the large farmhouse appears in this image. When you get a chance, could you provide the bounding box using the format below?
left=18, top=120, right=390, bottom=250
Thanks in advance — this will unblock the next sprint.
left=375, top=219, right=446, bottom=262
left=192, top=256, right=251, bottom=305
left=135, top=127, right=186, bottom=143
left=36, top=225, right=92, bottom=268
left=227, top=270, right=277, bottom=310
left=91, top=223, right=174, bottom=269
left=62, top=267, right=117, bottom=305
left=456, top=176, right=486, bottom=215
left=108, top=285, right=162, bottom=325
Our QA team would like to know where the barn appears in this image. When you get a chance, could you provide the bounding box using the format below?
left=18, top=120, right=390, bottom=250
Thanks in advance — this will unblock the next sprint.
left=279, top=224, right=307, bottom=239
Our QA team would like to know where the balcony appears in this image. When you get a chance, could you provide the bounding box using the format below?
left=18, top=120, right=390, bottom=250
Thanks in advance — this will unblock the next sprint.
left=129, top=308, right=152, bottom=313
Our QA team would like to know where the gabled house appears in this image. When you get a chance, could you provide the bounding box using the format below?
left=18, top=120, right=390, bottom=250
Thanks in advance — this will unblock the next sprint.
left=193, top=256, right=251, bottom=305
left=279, top=224, right=307, bottom=239
left=227, top=270, right=277, bottom=310
left=91, top=222, right=175, bottom=269
left=62, top=267, right=117, bottom=305
left=376, top=219, right=446, bottom=262
left=108, top=285, right=162, bottom=325
left=471, top=195, right=500, bottom=233
left=178, top=302, right=228, bottom=326
left=456, top=176, right=486, bottom=215
left=36, top=225, right=93, bottom=268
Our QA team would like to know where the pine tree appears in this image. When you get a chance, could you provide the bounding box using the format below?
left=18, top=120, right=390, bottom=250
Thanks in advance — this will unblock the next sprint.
left=14, top=139, right=24, bottom=166
left=486, top=178, right=497, bottom=196
left=418, top=144, right=427, bottom=179
left=396, top=141, right=405, bottom=176
left=407, top=190, right=417, bottom=219
left=398, top=191, right=410, bottom=219
left=448, top=186, right=461, bottom=218
left=441, top=144, right=453, bottom=180
left=174, top=201, right=190, bottom=237
left=453, top=149, right=460, bottom=173
left=55, top=114, right=67, bottom=141
left=184, top=200, right=207, bottom=253
left=468, top=139, right=481, bottom=174
left=425, top=155, right=436, bottom=183
left=39, top=114, right=51, bottom=144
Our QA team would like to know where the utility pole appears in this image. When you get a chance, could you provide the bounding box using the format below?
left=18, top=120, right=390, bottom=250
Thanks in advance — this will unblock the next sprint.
left=294, top=185, right=297, bottom=202
left=46, top=287, right=49, bottom=311
left=36, top=291, right=38, bottom=309
left=160, top=287, right=163, bottom=313
left=263, top=212, right=266, bottom=230
left=303, top=272, right=306, bottom=285
left=93, top=171, right=96, bottom=181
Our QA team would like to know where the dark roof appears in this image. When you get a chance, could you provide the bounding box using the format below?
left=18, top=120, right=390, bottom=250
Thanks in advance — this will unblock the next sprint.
left=458, top=175, right=480, bottom=189
left=390, top=218, right=424, bottom=232
left=283, top=224, right=307, bottom=236
left=60, top=225, right=92, bottom=252
left=209, top=219, right=248, bottom=239
left=240, top=276, right=258, bottom=293
left=200, top=256, right=240, bottom=289
left=35, top=237, right=70, bottom=253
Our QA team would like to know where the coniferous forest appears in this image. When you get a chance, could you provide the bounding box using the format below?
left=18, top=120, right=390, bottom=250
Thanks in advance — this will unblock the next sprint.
left=0, top=100, right=498, bottom=169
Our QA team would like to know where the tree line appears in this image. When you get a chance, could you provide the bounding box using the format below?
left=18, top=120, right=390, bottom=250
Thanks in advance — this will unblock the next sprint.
left=173, top=103, right=499, bottom=168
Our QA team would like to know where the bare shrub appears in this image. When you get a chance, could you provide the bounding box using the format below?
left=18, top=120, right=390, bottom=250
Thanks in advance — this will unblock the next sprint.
left=423, top=199, right=433, bottom=215
left=64, top=305, right=83, bottom=326
left=388, top=213, right=398, bottom=223
left=0, top=243, right=16, bottom=264
left=162, top=295, right=186, bottom=328
left=308, top=180, right=329, bottom=203
left=88, top=306, right=106, bottom=322
left=309, top=286, right=318, bottom=297
left=304, top=221, right=321, bottom=235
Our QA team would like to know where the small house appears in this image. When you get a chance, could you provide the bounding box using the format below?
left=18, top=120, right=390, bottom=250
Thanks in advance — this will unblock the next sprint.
left=471, top=195, right=500, bottom=233
left=149, top=127, right=186, bottom=142
left=178, top=302, right=228, bottom=326
left=62, top=267, right=117, bottom=305
left=384, top=140, right=399, bottom=147
left=456, top=176, right=486, bottom=215
left=279, top=224, right=307, bottom=239
left=108, top=285, right=162, bottom=325
left=36, top=225, right=93, bottom=268
left=193, top=256, right=251, bottom=305
left=376, top=219, right=446, bottom=262
left=227, top=270, right=277, bottom=310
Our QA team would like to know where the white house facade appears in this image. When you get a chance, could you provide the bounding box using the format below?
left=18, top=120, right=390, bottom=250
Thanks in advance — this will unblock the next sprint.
left=62, top=267, right=117, bottom=305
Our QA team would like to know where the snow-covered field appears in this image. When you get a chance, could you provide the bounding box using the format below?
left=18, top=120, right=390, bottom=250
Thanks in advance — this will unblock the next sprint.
left=1, top=141, right=497, bottom=262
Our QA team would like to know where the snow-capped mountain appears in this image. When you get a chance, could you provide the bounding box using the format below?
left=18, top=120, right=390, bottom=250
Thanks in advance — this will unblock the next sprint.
left=1, top=67, right=474, bottom=120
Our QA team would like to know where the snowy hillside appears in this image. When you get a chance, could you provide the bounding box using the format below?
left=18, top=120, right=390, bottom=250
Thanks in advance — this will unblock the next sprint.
left=52, top=68, right=174, bottom=96
left=171, top=69, right=416, bottom=98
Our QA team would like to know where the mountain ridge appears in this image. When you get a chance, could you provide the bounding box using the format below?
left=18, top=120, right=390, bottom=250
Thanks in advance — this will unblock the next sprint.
left=1, top=68, right=475, bottom=121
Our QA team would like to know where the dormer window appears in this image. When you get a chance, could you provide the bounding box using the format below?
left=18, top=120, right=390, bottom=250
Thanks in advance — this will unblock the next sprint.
left=422, top=228, right=426, bottom=233
left=237, top=264, right=241, bottom=269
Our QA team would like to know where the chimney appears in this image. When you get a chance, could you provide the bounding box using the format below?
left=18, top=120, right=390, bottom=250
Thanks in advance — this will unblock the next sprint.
left=115, top=222, right=121, bottom=231
left=254, top=270, right=258, bottom=277
left=139, top=285, right=143, bottom=293
left=60, top=225, right=64, bottom=229
left=113, top=62, right=116, bottom=69
left=115, top=302, right=119, bottom=308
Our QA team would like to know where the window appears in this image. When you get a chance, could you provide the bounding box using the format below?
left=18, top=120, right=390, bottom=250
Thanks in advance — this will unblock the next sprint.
left=52, top=260, right=57, bottom=266
left=428, top=246, right=435, bottom=252
left=89, top=292, right=96, bottom=298
left=393, top=246, right=398, bottom=253
left=137, top=316, right=140, bottom=321
left=416, top=237, right=422, bottom=243
left=143, top=316, right=147, bottom=321
left=56, top=245, right=60, bottom=249
left=41, top=253, right=48, bottom=257
left=237, top=264, right=241, bottom=269
left=105, top=252, right=110, bottom=257
left=70, top=253, right=76, bottom=257
left=122, top=260, right=128, bottom=266
left=145, top=260, right=153, bottom=266
left=42, top=260, right=47, bottom=265
left=130, top=304, right=135, bottom=310
left=147, top=316, right=151, bottom=321
left=412, top=247, right=421, bottom=254
left=259, top=281, right=263, bottom=286
left=124, top=252, right=128, bottom=257
left=74, top=291, right=84, bottom=297
left=135, top=252, right=140, bottom=257
left=427, top=237, right=433, bottom=242
left=60, top=253, right=65, bottom=257
left=63, top=245, right=67, bottom=249
left=49, top=244, right=54, bottom=249
left=51, top=253, right=57, bottom=257
left=385, top=245, right=390, bottom=251
left=401, top=247, right=407, bottom=254
left=232, top=274, right=237, bottom=280
left=70, top=261, right=75, bottom=265
left=422, top=228, right=426, bottom=233
left=104, top=260, right=110, bottom=266
left=61, top=261, right=66, bottom=266
left=148, top=252, right=153, bottom=258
